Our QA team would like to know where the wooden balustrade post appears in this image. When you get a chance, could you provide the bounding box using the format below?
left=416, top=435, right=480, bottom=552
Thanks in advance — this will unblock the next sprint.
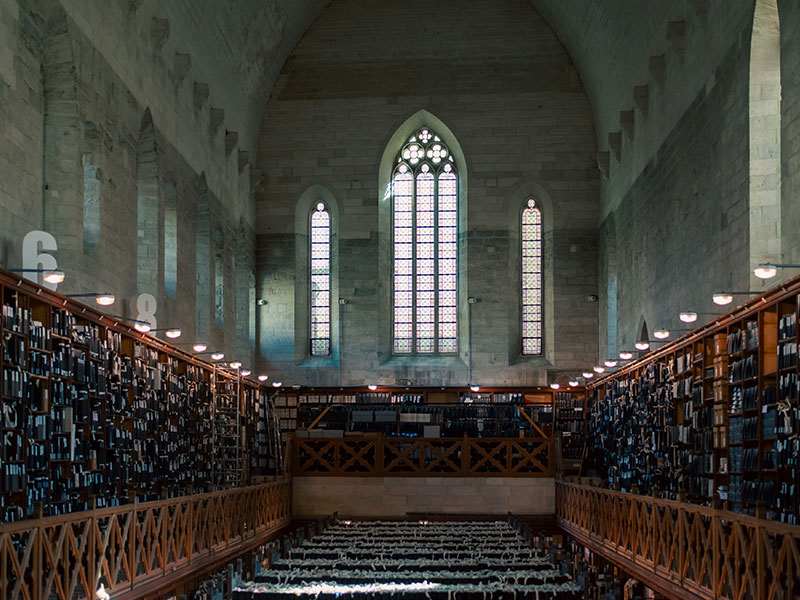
left=88, top=513, right=96, bottom=599
left=651, top=487, right=658, bottom=564
left=129, top=500, right=137, bottom=593
left=33, top=505, right=43, bottom=600
left=161, top=504, right=168, bottom=576
left=678, top=489, right=686, bottom=578
left=377, top=436, right=384, bottom=476
left=756, top=501, right=766, bottom=600
left=188, top=497, right=195, bottom=563
left=712, top=495, right=721, bottom=595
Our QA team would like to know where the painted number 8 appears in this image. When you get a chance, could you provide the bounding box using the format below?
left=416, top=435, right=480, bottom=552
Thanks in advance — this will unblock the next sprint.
left=133, top=293, right=158, bottom=331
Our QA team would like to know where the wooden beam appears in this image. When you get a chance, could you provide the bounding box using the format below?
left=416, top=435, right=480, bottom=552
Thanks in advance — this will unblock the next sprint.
left=515, top=406, right=548, bottom=439
left=306, top=406, right=331, bottom=431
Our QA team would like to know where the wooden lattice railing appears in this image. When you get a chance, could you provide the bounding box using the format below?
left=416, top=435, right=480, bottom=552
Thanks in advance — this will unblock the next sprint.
left=556, top=482, right=800, bottom=600
left=292, top=436, right=553, bottom=477
left=0, top=479, right=292, bottom=600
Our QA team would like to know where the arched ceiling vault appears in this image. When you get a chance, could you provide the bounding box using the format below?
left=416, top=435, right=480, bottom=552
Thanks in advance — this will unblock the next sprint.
left=129, top=0, right=755, bottom=181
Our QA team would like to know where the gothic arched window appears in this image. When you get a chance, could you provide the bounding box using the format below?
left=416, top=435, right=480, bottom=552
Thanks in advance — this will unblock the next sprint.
left=522, top=198, right=543, bottom=355
left=310, top=202, right=331, bottom=356
left=392, top=127, right=458, bottom=354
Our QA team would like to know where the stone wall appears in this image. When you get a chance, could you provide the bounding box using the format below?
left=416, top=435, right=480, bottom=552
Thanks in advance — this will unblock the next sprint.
left=256, top=0, right=600, bottom=386
left=588, top=2, right=762, bottom=354
left=292, top=476, right=555, bottom=518
left=780, top=0, right=800, bottom=266
left=0, top=0, right=256, bottom=363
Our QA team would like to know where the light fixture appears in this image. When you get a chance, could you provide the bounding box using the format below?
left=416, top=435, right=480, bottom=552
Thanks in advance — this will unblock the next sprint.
left=241, top=369, right=251, bottom=376
left=256, top=298, right=268, bottom=306
left=150, top=327, right=182, bottom=339
left=96, top=294, right=115, bottom=306
left=619, top=351, right=633, bottom=360
left=582, top=371, right=594, bottom=379
left=653, top=329, right=670, bottom=340
left=712, top=291, right=762, bottom=306
left=712, top=293, right=734, bottom=305
left=368, top=384, right=377, bottom=391
left=549, top=382, right=560, bottom=390
left=754, top=264, right=779, bottom=279
left=679, top=312, right=698, bottom=323
left=258, top=374, right=269, bottom=382
left=752, top=263, right=800, bottom=279
left=66, top=292, right=115, bottom=306
left=192, top=343, right=208, bottom=352
left=210, top=352, right=224, bottom=361
left=9, top=268, right=65, bottom=284
left=604, top=359, right=618, bottom=368
left=107, top=314, right=152, bottom=332
left=272, top=381, right=282, bottom=388
left=635, top=341, right=650, bottom=351
left=593, top=366, right=605, bottom=374
left=568, top=380, right=579, bottom=387
left=230, top=361, right=242, bottom=369
left=470, top=385, right=480, bottom=392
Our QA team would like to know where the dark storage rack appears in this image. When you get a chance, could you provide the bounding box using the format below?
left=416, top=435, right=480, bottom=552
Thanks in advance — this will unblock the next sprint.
left=585, top=277, right=800, bottom=525
left=272, top=387, right=585, bottom=443
left=0, top=267, right=279, bottom=522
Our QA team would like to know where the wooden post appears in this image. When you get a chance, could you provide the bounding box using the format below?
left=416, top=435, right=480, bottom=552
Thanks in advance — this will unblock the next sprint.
left=376, top=435, right=384, bottom=476
left=651, top=487, right=658, bottom=566
left=712, top=495, right=721, bottom=595
left=678, top=490, right=686, bottom=579
left=129, top=500, right=137, bottom=589
left=756, top=501, right=766, bottom=600
left=88, top=514, right=96, bottom=599
left=33, top=504, right=43, bottom=600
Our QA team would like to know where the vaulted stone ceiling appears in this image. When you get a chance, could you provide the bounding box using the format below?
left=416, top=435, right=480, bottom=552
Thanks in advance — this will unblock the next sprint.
left=129, top=0, right=751, bottom=180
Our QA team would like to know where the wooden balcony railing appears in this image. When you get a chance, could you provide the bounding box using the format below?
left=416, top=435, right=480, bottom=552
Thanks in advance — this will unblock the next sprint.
left=556, top=482, right=800, bottom=600
left=292, top=436, right=554, bottom=477
left=0, top=479, right=292, bottom=600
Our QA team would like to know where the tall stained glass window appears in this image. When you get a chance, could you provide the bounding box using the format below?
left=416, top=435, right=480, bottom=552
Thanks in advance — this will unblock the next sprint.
left=392, top=127, right=458, bottom=354
left=310, top=202, right=331, bottom=356
left=522, top=198, right=543, bottom=355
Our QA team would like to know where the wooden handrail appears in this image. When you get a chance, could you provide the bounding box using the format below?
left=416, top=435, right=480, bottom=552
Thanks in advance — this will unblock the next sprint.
left=292, top=436, right=554, bottom=477
left=556, top=481, right=800, bottom=600
left=0, top=478, right=292, bottom=600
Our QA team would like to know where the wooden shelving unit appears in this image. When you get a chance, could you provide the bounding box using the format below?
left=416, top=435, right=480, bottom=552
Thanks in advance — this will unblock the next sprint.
left=0, top=267, right=279, bottom=522
left=585, top=276, right=800, bottom=524
left=554, top=391, right=586, bottom=476
left=271, top=386, right=577, bottom=441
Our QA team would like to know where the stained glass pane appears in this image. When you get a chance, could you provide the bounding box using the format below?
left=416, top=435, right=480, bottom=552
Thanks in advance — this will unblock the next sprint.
left=392, top=127, right=458, bottom=354
left=521, top=200, right=543, bottom=355
left=310, top=203, right=331, bottom=356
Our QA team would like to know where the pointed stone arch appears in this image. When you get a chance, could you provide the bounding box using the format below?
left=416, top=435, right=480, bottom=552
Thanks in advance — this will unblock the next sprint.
left=377, top=109, right=469, bottom=366
left=196, top=173, right=211, bottom=342
left=42, top=7, right=81, bottom=261
left=136, top=108, right=160, bottom=295
left=749, top=0, right=781, bottom=288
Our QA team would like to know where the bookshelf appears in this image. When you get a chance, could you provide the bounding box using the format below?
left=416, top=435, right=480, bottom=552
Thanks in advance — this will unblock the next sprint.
left=0, top=268, right=279, bottom=522
left=554, top=391, right=586, bottom=476
left=271, top=386, right=584, bottom=443
left=585, top=277, right=800, bottom=524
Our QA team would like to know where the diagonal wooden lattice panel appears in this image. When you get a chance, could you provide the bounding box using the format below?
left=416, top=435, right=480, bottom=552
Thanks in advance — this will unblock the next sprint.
left=0, top=480, right=291, bottom=600
left=556, top=482, right=800, bottom=600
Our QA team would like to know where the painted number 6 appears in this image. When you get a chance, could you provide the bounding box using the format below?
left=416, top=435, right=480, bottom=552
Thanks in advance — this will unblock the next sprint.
left=22, top=230, right=59, bottom=291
